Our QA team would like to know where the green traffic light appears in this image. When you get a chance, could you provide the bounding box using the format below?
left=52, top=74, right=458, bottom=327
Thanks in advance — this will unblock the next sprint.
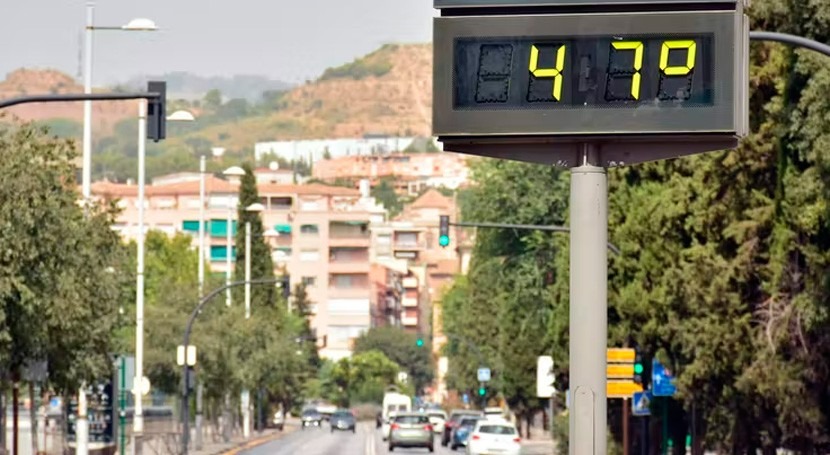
left=634, top=363, right=644, bottom=374
left=439, top=235, right=450, bottom=247
left=416, top=339, right=424, bottom=347
left=478, top=387, right=486, bottom=396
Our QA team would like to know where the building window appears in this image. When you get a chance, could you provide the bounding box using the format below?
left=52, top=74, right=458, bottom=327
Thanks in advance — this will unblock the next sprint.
left=302, top=276, right=316, bottom=287
left=299, top=249, right=320, bottom=262
left=395, top=232, right=418, bottom=248
left=328, top=325, right=369, bottom=345
left=300, top=224, right=319, bottom=235
left=273, top=247, right=292, bottom=261
left=331, top=273, right=368, bottom=289
left=209, top=245, right=237, bottom=262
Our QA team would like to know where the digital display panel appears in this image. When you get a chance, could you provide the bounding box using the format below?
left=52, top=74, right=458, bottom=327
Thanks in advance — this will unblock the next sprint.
left=433, top=11, right=746, bottom=140
left=454, top=35, right=713, bottom=109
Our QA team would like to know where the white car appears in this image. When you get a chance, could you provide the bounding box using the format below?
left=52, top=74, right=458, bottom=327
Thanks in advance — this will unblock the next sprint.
left=465, top=420, right=521, bottom=455
left=427, top=410, right=447, bottom=434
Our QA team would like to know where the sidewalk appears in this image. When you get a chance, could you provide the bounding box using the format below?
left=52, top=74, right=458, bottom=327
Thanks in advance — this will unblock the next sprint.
left=189, top=419, right=298, bottom=455
left=521, top=414, right=556, bottom=455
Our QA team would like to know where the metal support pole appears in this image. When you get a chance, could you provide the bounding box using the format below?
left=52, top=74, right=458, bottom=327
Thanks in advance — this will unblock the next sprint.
left=623, top=399, right=630, bottom=455
left=81, top=1, right=94, bottom=200
left=119, top=357, right=126, bottom=455
left=75, top=386, right=87, bottom=455
left=568, top=144, right=607, bottom=455
left=181, top=367, right=190, bottom=454
left=195, top=383, right=203, bottom=450
left=245, top=222, right=252, bottom=320
left=198, top=156, right=206, bottom=298
left=134, top=99, right=147, bottom=446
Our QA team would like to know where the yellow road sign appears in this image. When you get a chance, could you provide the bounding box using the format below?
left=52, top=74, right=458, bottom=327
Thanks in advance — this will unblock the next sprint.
left=607, top=380, right=643, bottom=399
left=607, top=364, right=634, bottom=379
left=607, top=348, right=635, bottom=363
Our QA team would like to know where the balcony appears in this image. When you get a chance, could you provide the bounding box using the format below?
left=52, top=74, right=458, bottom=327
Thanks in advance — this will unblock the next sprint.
left=402, top=277, right=418, bottom=289
left=328, top=286, right=372, bottom=299
left=402, top=316, right=418, bottom=327
left=329, top=247, right=370, bottom=273
left=402, top=296, right=418, bottom=308
left=330, top=221, right=371, bottom=247
left=328, top=261, right=371, bottom=274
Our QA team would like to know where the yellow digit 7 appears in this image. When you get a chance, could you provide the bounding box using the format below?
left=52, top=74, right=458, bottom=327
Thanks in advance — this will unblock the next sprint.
left=660, top=40, right=697, bottom=76
left=529, top=44, right=566, bottom=101
left=611, top=41, right=644, bottom=99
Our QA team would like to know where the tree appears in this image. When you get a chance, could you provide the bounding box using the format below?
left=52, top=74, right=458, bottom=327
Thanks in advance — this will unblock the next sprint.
left=203, top=89, right=223, bottom=111
left=329, top=350, right=402, bottom=406
left=234, top=163, right=279, bottom=318
left=292, top=283, right=321, bottom=370
left=0, top=122, right=126, bottom=393
left=371, top=178, right=403, bottom=217
left=353, top=327, right=434, bottom=392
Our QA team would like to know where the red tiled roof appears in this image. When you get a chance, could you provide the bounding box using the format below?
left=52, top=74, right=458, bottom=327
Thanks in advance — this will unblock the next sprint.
left=409, top=189, right=453, bottom=210
left=258, top=183, right=360, bottom=196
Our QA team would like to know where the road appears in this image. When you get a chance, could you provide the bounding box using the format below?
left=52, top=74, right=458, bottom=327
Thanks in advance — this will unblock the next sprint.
left=241, top=421, right=552, bottom=455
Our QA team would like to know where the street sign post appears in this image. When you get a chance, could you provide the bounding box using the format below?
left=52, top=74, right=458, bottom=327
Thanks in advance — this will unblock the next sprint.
left=652, top=360, right=677, bottom=397
left=632, top=391, right=652, bottom=416
left=433, top=1, right=749, bottom=454
left=477, top=368, right=492, bottom=382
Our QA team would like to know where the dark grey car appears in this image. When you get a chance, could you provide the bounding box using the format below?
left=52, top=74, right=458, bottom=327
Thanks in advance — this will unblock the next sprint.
left=388, top=412, right=434, bottom=452
left=330, top=410, right=356, bottom=433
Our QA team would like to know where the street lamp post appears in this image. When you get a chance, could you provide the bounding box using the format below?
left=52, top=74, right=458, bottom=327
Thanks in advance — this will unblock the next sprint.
left=133, top=109, right=193, bottom=454
left=241, top=202, right=264, bottom=440
left=80, top=2, right=157, bottom=201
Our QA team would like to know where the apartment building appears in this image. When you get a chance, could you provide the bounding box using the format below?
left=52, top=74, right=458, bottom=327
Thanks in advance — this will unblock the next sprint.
left=311, top=153, right=470, bottom=195
left=91, top=173, right=387, bottom=360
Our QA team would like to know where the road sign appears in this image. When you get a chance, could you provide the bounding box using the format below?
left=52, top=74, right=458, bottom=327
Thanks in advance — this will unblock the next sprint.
left=462, top=393, right=470, bottom=404
left=432, top=4, right=749, bottom=166
left=536, top=356, right=555, bottom=398
left=607, top=348, right=636, bottom=363
left=607, top=364, right=635, bottom=379
left=67, top=381, right=115, bottom=445
left=652, top=359, right=677, bottom=396
left=607, top=380, right=644, bottom=399
left=632, top=391, right=652, bottom=416
left=477, top=368, right=491, bottom=382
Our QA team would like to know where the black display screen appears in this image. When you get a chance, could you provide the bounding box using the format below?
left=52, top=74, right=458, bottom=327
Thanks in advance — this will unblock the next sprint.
left=453, top=35, right=714, bottom=109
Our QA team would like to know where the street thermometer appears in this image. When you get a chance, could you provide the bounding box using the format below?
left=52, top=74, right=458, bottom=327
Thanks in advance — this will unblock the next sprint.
left=432, top=1, right=749, bottom=454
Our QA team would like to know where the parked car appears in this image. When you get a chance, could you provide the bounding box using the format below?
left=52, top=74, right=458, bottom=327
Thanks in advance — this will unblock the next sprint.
left=441, top=410, right=483, bottom=446
left=271, top=411, right=284, bottom=431
left=465, top=420, right=521, bottom=455
left=329, top=409, right=356, bottom=433
left=450, top=416, right=482, bottom=451
left=388, top=412, right=434, bottom=452
left=427, top=410, right=447, bottom=434
left=301, top=409, right=323, bottom=430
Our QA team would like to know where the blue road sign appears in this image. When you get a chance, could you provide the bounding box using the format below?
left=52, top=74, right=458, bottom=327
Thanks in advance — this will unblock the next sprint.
left=462, top=393, right=470, bottom=404
left=652, top=359, right=677, bottom=397
left=632, top=391, right=652, bottom=416
left=477, top=368, right=491, bottom=382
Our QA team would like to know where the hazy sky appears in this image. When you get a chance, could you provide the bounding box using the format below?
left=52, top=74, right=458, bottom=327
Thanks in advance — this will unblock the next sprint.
left=1, top=1, right=437, bottom=85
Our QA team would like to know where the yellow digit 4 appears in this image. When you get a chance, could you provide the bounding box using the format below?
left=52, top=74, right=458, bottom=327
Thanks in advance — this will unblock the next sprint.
left=611, top=41, right=644, bottom=100
left=529, top=44, right=566, bottom=101
left=660, top=40, right=697, bottom=76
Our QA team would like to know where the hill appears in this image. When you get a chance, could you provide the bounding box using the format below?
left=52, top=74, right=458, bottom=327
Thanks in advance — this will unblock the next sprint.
left=173, top=43, right=433, bottom=150
left=0, top=69, right=134, bottom=135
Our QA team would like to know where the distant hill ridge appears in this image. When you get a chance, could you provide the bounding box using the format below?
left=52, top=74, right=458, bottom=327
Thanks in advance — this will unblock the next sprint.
left=1, top=43, right=433, bottom=146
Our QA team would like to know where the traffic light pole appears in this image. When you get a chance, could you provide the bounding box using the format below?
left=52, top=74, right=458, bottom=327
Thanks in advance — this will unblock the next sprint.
left=0, top=91, right=161, bottom=109
left=449, top=221, right=620, bottom=256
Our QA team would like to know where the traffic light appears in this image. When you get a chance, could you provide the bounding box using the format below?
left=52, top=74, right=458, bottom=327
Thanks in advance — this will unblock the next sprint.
left=439, top=215, right=450, bottom=247
left=146, top=81, right=167, bottom=142
left=478, top=386, right=486, bottom=396
left=416, top=337, right=425, bottom=348
left=633, top=350, right=645, bottom=386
